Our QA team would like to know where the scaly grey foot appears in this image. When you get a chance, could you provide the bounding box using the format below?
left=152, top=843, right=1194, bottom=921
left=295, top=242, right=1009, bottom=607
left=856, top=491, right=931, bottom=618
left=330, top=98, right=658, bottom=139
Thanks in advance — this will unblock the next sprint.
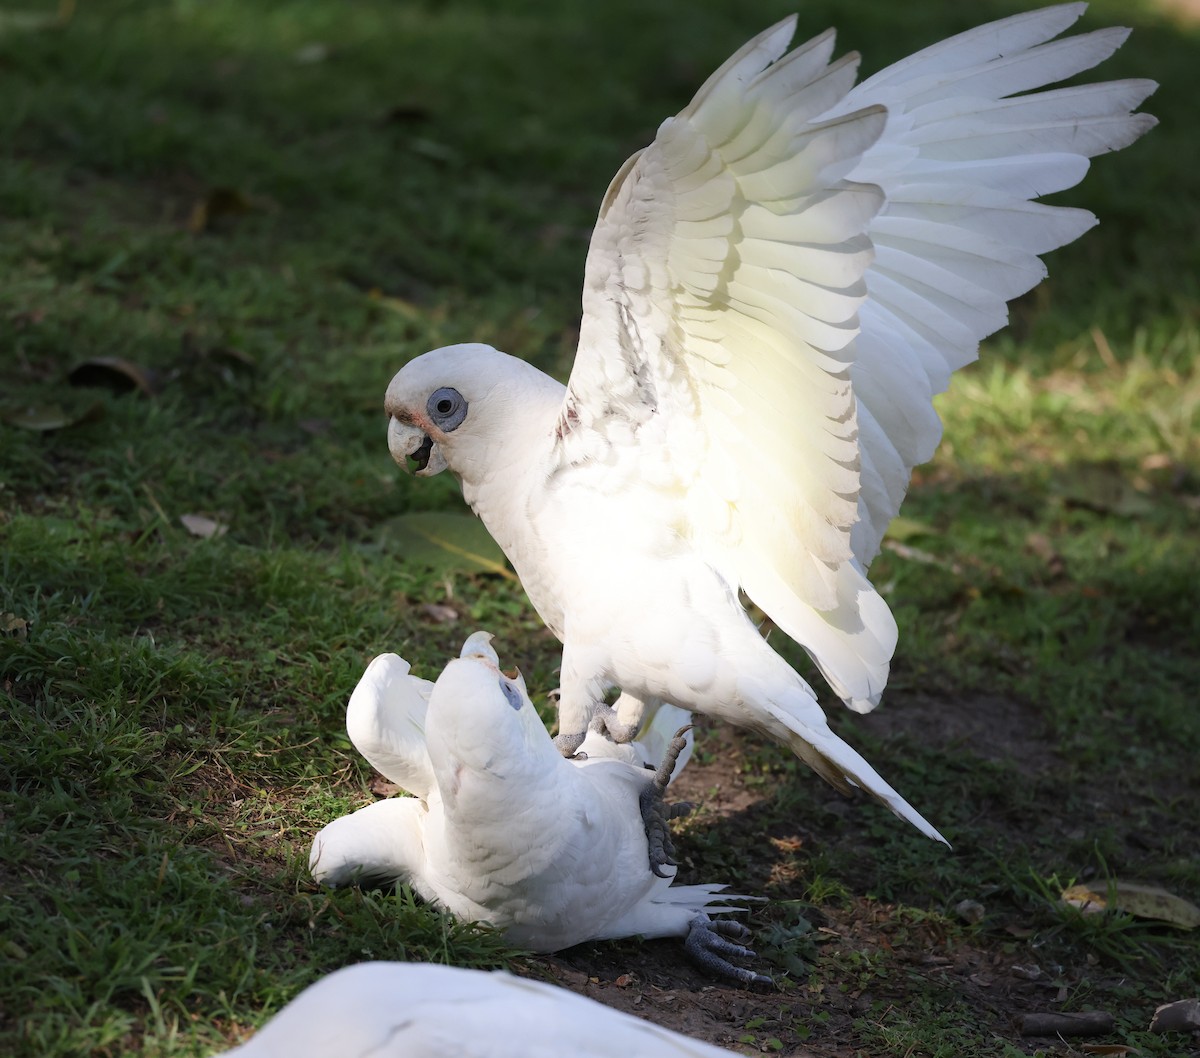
left=553, top=730, right=586, bottom=758
left=639, top=724, right=694, bottom=878
left=593, top=702, right=640, bottom=744
left=685, top=916, right=773, bottom=987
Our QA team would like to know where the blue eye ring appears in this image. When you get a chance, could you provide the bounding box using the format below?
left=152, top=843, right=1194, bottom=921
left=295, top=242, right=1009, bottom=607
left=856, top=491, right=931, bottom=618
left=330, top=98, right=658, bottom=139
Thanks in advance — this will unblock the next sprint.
left=427, top=387, right=468, bottom=432
left=500, top=679, right=523, bottom=711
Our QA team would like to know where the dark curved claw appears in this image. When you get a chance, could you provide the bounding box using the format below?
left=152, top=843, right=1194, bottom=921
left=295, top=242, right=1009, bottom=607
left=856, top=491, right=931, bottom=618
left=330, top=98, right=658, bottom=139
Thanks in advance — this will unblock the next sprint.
left=640, top=725, right=694, bottom=877
left=685, top=916, right=774, bottom=988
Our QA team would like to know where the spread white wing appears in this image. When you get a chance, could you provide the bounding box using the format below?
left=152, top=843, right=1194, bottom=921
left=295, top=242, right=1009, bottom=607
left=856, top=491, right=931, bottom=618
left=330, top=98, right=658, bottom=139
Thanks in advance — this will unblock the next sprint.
left=344, top=653, right=436, bottom=800
left=556, top=3, right=1155, bottom=711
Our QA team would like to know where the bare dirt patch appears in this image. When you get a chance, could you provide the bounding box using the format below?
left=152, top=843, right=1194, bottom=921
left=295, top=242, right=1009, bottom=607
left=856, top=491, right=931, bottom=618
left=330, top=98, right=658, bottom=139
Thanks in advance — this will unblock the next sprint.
left=510, top=690, right=1192, bottom=1056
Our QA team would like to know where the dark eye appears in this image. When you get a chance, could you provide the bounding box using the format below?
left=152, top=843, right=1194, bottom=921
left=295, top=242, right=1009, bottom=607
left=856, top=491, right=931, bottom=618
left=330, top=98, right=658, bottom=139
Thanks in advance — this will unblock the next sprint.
left=500, top=679, right=523, bottom=711
left=426, top=387, right=468, bottom=432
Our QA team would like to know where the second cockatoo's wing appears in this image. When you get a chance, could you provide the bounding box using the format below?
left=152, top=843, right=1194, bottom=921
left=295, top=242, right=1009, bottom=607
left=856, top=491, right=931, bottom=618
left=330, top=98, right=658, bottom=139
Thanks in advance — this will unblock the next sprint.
left=555, top=5, right=1155, bottom=713
left=344, top=653, right=436, bottom=800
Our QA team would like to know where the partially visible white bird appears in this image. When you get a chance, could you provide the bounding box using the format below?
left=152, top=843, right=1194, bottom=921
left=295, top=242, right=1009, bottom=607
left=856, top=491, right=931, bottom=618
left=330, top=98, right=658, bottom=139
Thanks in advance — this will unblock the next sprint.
left=383, top=4, right=1156, bottom=843
left=310, top=633, right=764, bottom=983
left=218, top=961, right=747, bottom=1057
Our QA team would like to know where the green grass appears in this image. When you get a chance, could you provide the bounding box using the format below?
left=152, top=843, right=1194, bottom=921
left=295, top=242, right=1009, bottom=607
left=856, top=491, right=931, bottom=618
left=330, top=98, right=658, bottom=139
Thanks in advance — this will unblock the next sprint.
left=3, top=0, right=1199, bottom=1055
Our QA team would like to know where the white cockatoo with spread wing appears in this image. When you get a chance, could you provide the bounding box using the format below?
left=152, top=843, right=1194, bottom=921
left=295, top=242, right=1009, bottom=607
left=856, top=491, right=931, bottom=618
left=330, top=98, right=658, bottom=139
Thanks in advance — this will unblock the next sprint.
left=383, top=5, right=1156, bottom=844
left=219, top=961, right=748, bottom=1057
left=310, top=633, right=765, bottom=983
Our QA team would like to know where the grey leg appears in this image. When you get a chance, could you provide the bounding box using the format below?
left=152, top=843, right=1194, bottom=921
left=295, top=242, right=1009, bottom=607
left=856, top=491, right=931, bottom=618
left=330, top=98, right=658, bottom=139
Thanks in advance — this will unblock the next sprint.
left=640, top=725, right=694, bottom=877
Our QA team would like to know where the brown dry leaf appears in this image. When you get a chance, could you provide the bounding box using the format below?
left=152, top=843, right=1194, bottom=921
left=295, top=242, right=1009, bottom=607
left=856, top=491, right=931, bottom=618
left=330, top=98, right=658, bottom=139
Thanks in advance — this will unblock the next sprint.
left=881, top=539, right=964, bottom=576
left=293, top=42, right=328, bottom=64
left=1, top=612, right=29, bottom=638
left=0, top=0, right=74, bottom=34
left=180, top=514, right=229, bottom=539
left=1081, top=1045, right=1139, bottom=1056
left=1, top=400, right=103, bottom=431
left=206, top=345, right=257, bottom=371
left=417, top=602, right=459, bottom=624
left=69, top=356, right=157, bottom=396
left=368, top=289, right=424, bottom=320
left=1060, top=880, right=1200, bottom=929
left=188, top=187, right=263, bottom=233
left=1025, top=532, right=1067, bottom=578
left=368, top=776, right=402, bottom=797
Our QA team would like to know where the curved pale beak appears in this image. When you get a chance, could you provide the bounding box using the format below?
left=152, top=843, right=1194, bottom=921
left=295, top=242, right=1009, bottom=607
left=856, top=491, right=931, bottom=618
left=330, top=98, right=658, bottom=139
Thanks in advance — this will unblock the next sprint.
left=388, top=416, right=447, bottom=476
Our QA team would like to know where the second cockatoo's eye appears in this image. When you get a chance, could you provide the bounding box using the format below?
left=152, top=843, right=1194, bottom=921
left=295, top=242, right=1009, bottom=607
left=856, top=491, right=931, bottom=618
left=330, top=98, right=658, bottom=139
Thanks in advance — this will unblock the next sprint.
left=499, top=679, right=523, bottom=711
left=427, top=387, right=468, bottom=432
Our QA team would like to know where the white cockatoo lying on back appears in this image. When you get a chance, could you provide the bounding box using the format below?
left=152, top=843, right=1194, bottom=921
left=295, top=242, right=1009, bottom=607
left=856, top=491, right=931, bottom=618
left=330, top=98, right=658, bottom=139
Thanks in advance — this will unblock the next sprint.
left=310, top=633, right=766, bottom=984
left=383, top=5, right=1156, bottom=844
left=219, top=961, right=747, bottom=1057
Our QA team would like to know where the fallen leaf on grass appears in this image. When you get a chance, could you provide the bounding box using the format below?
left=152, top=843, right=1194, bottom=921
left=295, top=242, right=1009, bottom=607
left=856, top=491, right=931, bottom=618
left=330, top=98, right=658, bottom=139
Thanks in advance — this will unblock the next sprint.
left=880, top=539, right=964, bottom=575
left=188, top=188, right=270, bottom=234
left=0, top=0, right=74, bottom=34
left=1025, top=532, right=1067, bottom=578
left=368, top=289, right=425, bottom=320
left=204, top=345, right=257, bottom=372
left=954, top=898, right=986, bottom=924
left=1081, top=1045, right=1139, bottom=1055
left=1, top=400, right=103, bottom=431
left=408, top=137, right=458, bottom=164
left=416, top=602, right=459, bottom=624
left=380, top=512, right=514, bottom=580
left=1060, top=880, right=1200, bottom=929
left=369, top=775, right=402, bottom=798
left=180, top=514, right=228, bottom=539
left=69, top=356, right=157, bottom=396
left=293, top=42, right=328, bottom=64
left=1, top=613, right=29, bottom=638
left=1053, top=461, right=1155, bottom=517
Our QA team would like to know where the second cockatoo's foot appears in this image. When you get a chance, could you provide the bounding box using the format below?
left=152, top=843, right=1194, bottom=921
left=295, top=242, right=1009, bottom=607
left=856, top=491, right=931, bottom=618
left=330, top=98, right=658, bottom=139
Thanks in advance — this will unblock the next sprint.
left=685, top=917, right=773, bottom=987
left=593, top=702, right=640, bottom=744
left=640, top=725, right=694, bottom=878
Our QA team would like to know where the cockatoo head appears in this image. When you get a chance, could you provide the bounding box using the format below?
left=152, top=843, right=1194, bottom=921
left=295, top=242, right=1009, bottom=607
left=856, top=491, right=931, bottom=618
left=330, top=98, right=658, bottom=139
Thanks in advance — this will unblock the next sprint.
left=425, top=631, right=554, bottom=790
left=384, top=343, right=557, bottom=481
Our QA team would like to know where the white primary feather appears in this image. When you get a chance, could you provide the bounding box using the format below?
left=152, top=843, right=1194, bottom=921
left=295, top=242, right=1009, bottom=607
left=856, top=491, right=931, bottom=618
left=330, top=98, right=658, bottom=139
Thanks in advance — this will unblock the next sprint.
left=218, top=961, right=745, bottom=1057
left=311, top=635, right=737, bottom=953
left=383, top=5, right=1154, bottom=842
